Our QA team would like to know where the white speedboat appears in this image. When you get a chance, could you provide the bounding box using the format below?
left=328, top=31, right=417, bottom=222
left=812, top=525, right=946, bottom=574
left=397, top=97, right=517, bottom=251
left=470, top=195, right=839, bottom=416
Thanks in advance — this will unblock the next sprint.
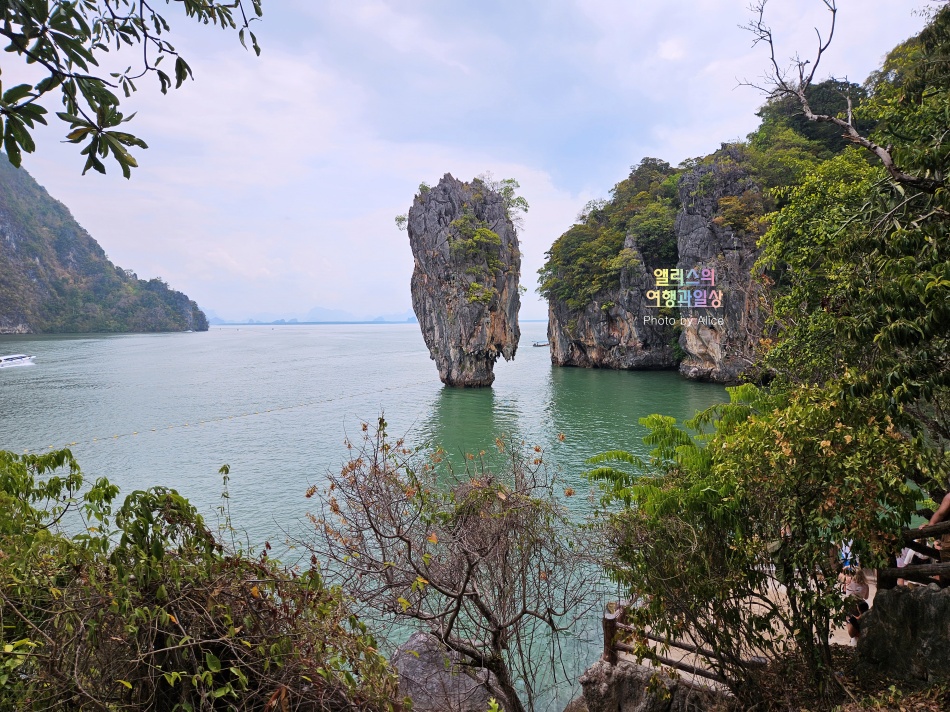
left=0, top=354, right=35, bottom=368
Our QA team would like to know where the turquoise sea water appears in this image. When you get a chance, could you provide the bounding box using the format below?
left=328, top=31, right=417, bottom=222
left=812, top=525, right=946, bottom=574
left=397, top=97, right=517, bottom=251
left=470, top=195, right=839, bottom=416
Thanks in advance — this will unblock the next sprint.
left=0, top=322, right=726, bottom=540
left=0, top=321, right=726, bottom=706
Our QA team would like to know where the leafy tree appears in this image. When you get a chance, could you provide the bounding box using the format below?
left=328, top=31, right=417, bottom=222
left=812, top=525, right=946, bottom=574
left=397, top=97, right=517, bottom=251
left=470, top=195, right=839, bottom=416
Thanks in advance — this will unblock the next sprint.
left=756, top=148, right=878, bottom=386
left=758, top=4, right=950, bottom=449
left=755, top=79, right=874, bottom=156
left=588, top=384, right=931, bottom=706
left=538, top=158, right=679, bottom=310
left=307, top=419, right=594, bottom=712
left=475, top=173, right=530, bottom=229
left=744, top=0, right=942, bottom=193
left=0, top=0, right=262, bottom=176
left=0, top=449, right=401, bottom=711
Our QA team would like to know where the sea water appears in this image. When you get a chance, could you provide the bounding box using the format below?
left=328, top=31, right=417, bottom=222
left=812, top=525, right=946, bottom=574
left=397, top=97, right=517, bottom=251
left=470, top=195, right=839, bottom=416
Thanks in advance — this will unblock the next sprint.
left=0, top=321, right=727, bottom=707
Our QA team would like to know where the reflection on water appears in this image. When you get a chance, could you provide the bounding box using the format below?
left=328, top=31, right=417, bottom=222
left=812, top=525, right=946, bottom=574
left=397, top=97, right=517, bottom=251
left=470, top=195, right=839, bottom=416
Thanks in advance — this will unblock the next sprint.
left=1, top=322, right=729, bottom=710
left=547, top=367, right=725, bottom=466
left=0, top=323, right=727, bottom=539
left=415, top=362, right=726, bottom=490
left=421, top=386, right=507, bottom=457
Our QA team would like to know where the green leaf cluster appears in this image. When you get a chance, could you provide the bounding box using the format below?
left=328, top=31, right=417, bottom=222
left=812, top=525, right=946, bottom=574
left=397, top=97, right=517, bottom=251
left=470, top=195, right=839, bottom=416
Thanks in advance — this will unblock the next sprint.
left=588, top=384, right=931, bottom=703
left=448, top=208, right=506, bottom=300
left=0, top=0, right=263, bottom=176
left=538, top=158, right=679, bottom=310
left=759, top=5, right=950, bottom=447
left=0, top=449, right=401, bottom=711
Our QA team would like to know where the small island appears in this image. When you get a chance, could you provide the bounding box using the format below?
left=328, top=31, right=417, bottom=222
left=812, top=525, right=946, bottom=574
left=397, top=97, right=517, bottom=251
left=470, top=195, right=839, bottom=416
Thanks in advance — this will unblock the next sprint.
left=406, top=174, right=521, bottom=387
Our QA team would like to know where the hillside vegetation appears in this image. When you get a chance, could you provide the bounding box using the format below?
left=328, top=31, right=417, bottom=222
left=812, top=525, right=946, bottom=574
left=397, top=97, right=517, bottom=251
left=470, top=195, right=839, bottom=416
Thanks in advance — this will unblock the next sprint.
left=0, top=158, right=207, bottom=334
left=0, top=450, right=400, bottom=710
left=537, top=79, right=860, bottom=312
left=587, top=6, right=950, bottom=709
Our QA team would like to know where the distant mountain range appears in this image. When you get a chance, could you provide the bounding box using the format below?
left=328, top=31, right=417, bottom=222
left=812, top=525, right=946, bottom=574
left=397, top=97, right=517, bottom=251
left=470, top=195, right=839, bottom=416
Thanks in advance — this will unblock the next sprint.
left=0, top=157, right=207, bottom=334
left=205, top=307, right=417, bottom=325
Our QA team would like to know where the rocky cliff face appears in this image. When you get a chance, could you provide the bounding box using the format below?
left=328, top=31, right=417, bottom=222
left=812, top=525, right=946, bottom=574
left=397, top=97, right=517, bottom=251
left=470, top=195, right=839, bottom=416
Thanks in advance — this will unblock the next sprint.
left=547, top=149, right=765, bottom=384
left=0, top=158, right=208, bottom=334
left=674, top=152, right=765, bottom=382
left=392, top=632, right=494, bottom=712
left=858, top=584, right=950, bottom=682
left=548, top=235, right=675, bottom=370
left=408, top=174, right=520, bottom=387
left=578, top=659, right=730, bottom=712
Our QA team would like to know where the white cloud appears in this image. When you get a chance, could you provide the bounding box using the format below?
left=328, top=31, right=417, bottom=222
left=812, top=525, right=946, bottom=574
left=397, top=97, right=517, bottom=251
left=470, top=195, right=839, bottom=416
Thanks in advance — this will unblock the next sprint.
left=657, top=38, right=687, bottom=61
left=12, top=0, right=938, bottom=324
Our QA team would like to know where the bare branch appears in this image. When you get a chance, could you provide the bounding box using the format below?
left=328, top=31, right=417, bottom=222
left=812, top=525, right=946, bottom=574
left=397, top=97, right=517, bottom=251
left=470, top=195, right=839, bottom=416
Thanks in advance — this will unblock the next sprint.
left=306, top=421, right=597, bottom=712
left=740, top=0, right=944, bottom=192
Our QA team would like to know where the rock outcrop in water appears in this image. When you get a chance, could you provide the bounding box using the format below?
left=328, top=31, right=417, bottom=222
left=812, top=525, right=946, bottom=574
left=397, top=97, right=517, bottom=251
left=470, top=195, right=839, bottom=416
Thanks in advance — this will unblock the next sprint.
left=545, top=148, right=765, bottom=384
left=673, top=152, right=765, bottom=382
left=547, top=232, right=676, bottom=370
left=408, top=174, right=520, bottom=387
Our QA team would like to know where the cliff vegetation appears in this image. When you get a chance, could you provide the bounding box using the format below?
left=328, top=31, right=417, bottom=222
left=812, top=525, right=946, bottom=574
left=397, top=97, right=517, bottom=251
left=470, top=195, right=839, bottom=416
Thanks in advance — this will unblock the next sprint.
left=538, top=77, right=865, bottom=381
left=587, top=5, right=950, bottom=709
left=0, top=158, right=208, bottom=334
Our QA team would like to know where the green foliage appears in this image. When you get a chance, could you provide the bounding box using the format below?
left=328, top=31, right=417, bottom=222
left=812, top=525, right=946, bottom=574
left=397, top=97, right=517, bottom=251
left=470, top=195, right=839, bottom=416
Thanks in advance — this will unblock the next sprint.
left=588, top=384, right=932, bottom=704
left=755, top=79, right=875, bottom=156
left=449, top=209, right=504, bottom=291
left=538, top=133, right=828, bottom=316
left=0, top=449, right=401, bottom=711
left=0, top=0, right=262, bottom=176
left=591, top=12, right=950, bottom=707
left=759, top=5, right=950, bottom=448
left=712, top=190, right=770, bottom=233
left=538, top=158, right=679, bottom=310
left=0, top=159, right=207, bottom=332
left=474, top=173, right=530, bottom=226
left=466, top=281, right=496, bottom=304
left=746, top=121, right=834, bottom=189
left=756, top=149, right=878, bottom=384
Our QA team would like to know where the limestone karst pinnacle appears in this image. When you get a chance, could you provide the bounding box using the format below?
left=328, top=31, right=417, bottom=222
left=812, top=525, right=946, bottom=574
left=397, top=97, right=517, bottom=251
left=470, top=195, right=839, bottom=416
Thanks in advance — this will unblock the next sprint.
left=407, top=174, right=521, bottom=387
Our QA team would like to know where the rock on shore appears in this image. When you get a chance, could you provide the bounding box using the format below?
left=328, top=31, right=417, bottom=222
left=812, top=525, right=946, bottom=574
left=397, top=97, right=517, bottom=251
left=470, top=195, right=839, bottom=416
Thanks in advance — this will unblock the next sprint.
left=392, top=632, right=494, bottom=711
left=858, top=583, right=950, bottom=682
left=579, top=659, right=731, bottom=712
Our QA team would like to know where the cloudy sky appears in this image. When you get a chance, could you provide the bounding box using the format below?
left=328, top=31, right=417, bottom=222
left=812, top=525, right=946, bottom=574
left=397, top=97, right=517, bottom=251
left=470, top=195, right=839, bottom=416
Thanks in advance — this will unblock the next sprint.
left=10, top=0, right=938, bottom=321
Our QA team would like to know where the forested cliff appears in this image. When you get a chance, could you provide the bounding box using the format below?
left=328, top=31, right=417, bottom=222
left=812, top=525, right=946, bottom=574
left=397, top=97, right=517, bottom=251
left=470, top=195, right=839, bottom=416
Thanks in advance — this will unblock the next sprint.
left=0, top=158, right=207, bottom=334
left=539, top=80, right=865, bottom=383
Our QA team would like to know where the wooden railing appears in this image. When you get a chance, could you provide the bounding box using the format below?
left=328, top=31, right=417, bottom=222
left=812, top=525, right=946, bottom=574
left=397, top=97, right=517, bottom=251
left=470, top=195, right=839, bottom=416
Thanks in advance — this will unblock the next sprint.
left=878, top=520, right=950, bottom=589
left=601, top=604, right=765, bottom=685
